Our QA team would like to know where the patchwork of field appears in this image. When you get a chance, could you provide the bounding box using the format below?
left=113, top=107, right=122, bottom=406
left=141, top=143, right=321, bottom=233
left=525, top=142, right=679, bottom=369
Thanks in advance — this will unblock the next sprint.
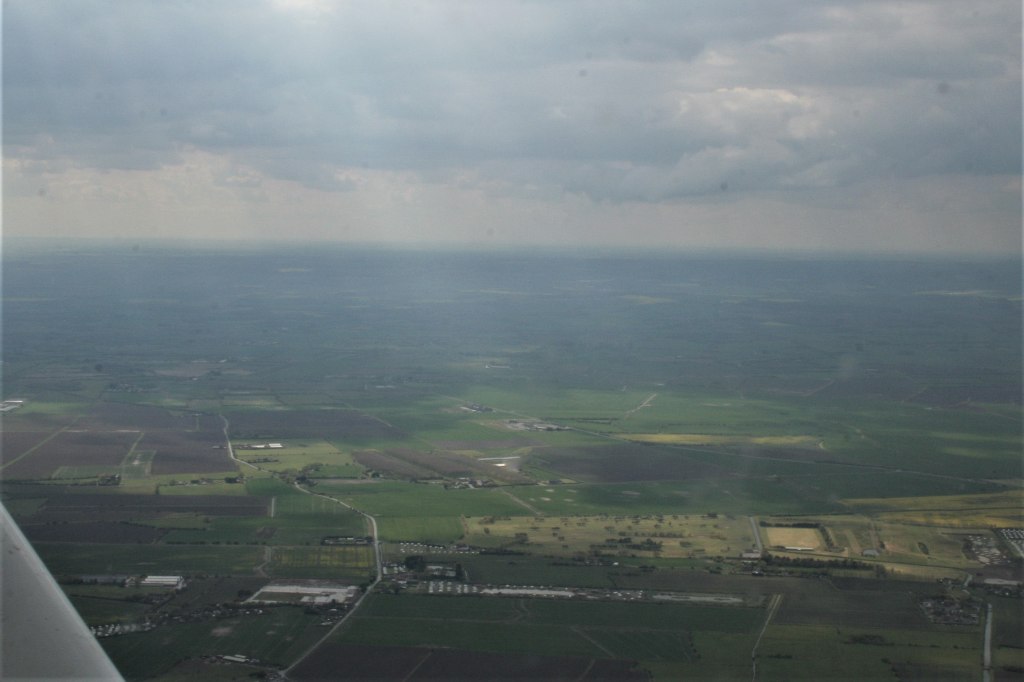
left=1, top=249, right=1020, bottom=681
left=101, top=605, right=329, bottom=679
left=1, top=429, right=139, bottom=479
left=233, top=439, right=364, bottom=478
left=1, top=402, right=234, bottom=479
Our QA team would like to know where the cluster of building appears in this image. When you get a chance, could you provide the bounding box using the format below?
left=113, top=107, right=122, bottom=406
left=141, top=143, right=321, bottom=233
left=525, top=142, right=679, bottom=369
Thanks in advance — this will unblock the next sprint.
left=140, top=575, right=186, bottom=589
left=964, top=533, right=1011, bottom=565
left=919, top=597, right=983, bottom=625
left=505, top=419, right=568, bottom=432
left=997, top=528, right=1024, bottom=558
left=245, top=582, right=359, bottom=608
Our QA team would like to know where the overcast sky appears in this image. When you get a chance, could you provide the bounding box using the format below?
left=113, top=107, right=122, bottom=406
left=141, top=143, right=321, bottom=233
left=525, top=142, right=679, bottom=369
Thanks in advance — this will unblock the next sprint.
left=3, top=1, right=1021, bottom=254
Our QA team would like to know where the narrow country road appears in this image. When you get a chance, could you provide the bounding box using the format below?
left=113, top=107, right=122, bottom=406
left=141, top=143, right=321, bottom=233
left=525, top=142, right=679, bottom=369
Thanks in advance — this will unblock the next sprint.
left=748, top=516, right=764, bottom=554
left=220, top=414, right=384, bottom=678
left=281, top=482, right=383, bottom=678
left=751, top=594, right=783, bottom=682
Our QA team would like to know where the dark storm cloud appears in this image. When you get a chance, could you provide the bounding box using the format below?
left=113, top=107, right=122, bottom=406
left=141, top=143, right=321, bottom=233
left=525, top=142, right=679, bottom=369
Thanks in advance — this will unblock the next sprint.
left=3, top=0, right=1020, bottom=205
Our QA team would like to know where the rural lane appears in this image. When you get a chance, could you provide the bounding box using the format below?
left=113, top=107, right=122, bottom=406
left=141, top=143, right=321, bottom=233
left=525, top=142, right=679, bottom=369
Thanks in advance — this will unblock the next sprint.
left=220, top=415, right=385, bottom=678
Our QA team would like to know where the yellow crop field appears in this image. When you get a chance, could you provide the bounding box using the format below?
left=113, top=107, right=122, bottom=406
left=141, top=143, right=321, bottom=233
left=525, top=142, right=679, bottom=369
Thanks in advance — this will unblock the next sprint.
left=273, top=546, right=374, bottom=570
left=842, top=490, right=1023, bottom=527
left=464, top=513, right=757, bottom=559
left=764, top=527, right=822, bottom=549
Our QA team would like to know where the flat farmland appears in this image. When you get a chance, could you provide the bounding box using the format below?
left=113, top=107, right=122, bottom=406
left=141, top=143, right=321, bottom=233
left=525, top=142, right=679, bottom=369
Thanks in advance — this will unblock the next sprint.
left=21, top=521, right=168, bottom=544
left=233, top=439, right=364, bottom=477
left=464, top=512, right=756, bottom=559
left=351, top=449, right=432, bottom=478
left=102, top=607, right=327, bottom=679
left=443, top=554, right=618, bottom=589
left=773, top=582, right=932, bottom=629
left=144, top=430, right=234, bottom=474
left=314, top=480, right=527, bottom=520
left=33, top=492, right=269, bottom=518
left=34, top=543, right=263, bottom=575
left=625, top=433, right=819, bottom=447
left=1, top=429, right=139, bottom=479
left=290, top=643, right=648, bottom=682
left=502, top=479, right=835, bottom=517
left=757, top=624, right=981, bottom=681
left=2, top=250, right=1021, bottom=680
left=270, top=545, right=376, bottom=579
left=763, top=526, right=823, bottom=550
left=377, top=516, right=464, bottom=543
left=0, top=431, right=52, bottom=467
left=226, top=408, right=405, bottom=443
left=527, top=443, right=728, bottom=483
left=80, top=403, right=204, bottom=430
left=841, top=490, right=1024, bottom=524
left=337, top=593, right=764, bottom=679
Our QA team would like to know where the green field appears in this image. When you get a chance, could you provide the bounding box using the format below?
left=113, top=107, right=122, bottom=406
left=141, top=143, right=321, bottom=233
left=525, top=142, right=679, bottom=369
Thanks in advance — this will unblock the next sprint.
left=101, top=607, right=326, bottom=678
left=34, top=544, right=264, bottom=576
left=338, top=593, right=763, bottom=677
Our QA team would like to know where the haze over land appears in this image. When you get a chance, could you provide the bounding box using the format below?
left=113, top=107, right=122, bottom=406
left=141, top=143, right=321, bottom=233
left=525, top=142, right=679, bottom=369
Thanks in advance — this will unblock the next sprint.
left=1, top=247, right=1021, bottom=680
left=3, top=1, right=1021, bottom=254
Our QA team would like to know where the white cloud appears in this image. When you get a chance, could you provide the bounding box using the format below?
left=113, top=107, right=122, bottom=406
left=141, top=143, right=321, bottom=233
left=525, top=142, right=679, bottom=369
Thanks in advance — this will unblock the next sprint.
left=3, top=0, right=1019, bottom=253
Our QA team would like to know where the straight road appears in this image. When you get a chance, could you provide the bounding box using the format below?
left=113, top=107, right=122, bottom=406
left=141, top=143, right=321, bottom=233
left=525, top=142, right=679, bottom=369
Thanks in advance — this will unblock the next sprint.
left=748, top=516, right=764, bottom=554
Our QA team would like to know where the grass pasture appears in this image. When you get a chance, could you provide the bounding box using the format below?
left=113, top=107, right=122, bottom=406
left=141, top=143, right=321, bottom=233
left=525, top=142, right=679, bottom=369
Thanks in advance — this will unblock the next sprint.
left=101, top=607, right=326, bottom=679
left=342, top=593, right=762, bottom=661
left=233, top=439, right=364, bottom=478
left=34, top=543, right=263, bottom=576
left=763, top=526, right=822, bottom=550
left=841, top=490, right=1024, bottom=527
left=757, top=623, right=981, bottom=681
left=377, top=516, right=465, bottom=543
left=314, top=480, right=528, bottom=520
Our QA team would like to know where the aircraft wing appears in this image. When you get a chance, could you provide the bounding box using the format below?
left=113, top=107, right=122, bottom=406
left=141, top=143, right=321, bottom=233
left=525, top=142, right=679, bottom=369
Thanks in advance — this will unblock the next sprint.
left=1, top=503, right=124, bottom=680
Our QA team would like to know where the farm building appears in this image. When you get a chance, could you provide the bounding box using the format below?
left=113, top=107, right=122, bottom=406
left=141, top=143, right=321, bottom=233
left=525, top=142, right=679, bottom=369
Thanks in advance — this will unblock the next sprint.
left=141, top=575, right=184, bottom=589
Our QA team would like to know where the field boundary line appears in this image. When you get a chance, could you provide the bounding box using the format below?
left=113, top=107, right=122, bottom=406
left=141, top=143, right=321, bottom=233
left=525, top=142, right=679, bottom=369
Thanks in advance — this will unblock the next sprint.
left=0, top=417, right=83, bottom=472
left=574, top=659, right=597, bottom=682
left=750, top=593, right=782, bottom=682
left=399, top=649, right=434, bottom=682
left=623, top=393, right=657, bottom=419
left=571, top=626, right=616, bottom=657
left=500, top=488, right=542, bottom=515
